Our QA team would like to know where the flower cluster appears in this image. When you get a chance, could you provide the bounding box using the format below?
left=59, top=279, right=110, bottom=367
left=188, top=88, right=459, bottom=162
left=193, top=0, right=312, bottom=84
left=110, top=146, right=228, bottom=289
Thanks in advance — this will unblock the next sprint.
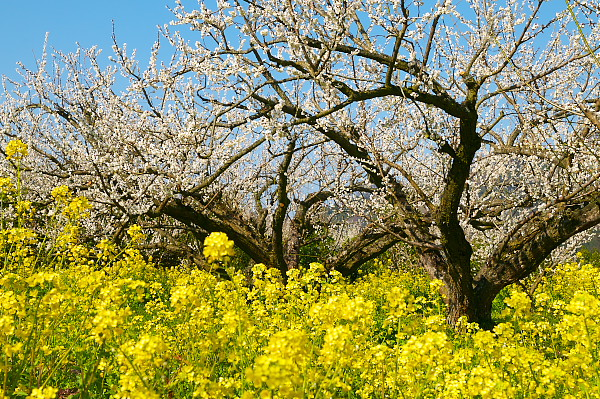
left=203, top=232, right=235, bottom=263
left=127, top=224, right=146, bottom=244
left=1, top=160, right=600, bottom=398
left=1, top=251, right=600, bottom=398
left=5, top=139, right=28, bottom=161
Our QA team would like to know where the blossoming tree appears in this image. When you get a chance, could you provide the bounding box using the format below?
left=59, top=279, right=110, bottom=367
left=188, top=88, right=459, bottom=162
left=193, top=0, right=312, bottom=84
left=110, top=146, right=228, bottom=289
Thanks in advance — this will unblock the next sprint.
left=1, top=0, right=600, bottom=326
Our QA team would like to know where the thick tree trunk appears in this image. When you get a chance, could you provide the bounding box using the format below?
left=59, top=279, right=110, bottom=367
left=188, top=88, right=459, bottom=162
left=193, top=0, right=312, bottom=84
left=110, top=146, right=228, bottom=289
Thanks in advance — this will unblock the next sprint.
left=425, top=98, right=483, bottom=326
left=419, top=249, right=480, bottom=325
left=430, top=195, right=600, bottom=329
left=423, top=262, right=497, bottom=329
left=471, top=277, right=501, bottom=330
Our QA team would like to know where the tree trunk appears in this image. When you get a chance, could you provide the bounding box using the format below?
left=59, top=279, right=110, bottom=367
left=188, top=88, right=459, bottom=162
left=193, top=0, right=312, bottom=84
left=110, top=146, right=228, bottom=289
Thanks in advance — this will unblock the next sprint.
left=419, top=258, right=497, bottom=329
left=471, top=277, right=501, bottom=330
left=433, top=195, right=600, bottom=329
left=419, top=249, right=482, bottom=326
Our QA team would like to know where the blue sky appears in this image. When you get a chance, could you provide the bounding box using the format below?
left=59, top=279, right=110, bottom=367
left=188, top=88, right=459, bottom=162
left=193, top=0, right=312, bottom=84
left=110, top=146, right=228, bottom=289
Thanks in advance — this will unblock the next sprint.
left=0, top=1, right=181, bottom=79
left=0, top=0, right=573, bottom=81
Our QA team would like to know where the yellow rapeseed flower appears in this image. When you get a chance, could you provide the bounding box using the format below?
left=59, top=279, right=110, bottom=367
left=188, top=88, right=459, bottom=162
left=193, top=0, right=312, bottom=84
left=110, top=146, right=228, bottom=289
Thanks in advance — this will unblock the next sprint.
left=0, top=177, right=14, bottom=194
left=26, top=386, right=58, bottom=399
left=51, top=185, right=72, bottom=204
left=127, top=224, right=146, bottom=244
left=5, top=139, right=28, bottom=161
left=63, top=196, right=92, bottom=220
left=0, top=315, right=15, bottom=336
left=15, top=200, right=32, bottom=215
left=203, top=232, right=235, bottom=263
left=503, top=290, right=532, bottom=317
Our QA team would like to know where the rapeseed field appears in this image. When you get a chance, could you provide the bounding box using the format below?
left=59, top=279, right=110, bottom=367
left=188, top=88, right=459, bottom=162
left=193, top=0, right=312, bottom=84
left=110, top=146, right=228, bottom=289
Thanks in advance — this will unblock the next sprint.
left=1, top=140, right=600, bottom=398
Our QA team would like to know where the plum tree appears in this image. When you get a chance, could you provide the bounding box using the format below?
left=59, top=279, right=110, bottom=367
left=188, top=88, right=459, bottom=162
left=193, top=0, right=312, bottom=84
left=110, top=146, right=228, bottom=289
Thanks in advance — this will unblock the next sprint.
left=1, top=0, right=600, bottom=326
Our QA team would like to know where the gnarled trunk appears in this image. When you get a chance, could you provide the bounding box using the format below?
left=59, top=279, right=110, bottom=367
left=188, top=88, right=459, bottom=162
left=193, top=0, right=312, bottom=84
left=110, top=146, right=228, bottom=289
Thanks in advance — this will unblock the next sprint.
left=425, top=194, right=600, bottom=328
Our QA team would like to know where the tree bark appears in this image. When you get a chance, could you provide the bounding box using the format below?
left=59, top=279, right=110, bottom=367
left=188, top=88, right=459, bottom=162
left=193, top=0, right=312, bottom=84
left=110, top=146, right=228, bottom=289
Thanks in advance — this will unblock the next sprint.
left=425, top=195, right=600, bottom=329
left=471, top=195, right=600, bottom=323
left=161, top=200, right=271, bottom=266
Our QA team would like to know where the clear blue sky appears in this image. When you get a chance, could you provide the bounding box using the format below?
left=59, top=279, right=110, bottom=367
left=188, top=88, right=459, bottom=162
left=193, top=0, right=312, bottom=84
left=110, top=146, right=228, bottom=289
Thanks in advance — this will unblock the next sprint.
left=0, top=0, right=572, bottom=81
left=0, top=1, right=182, bottom=79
